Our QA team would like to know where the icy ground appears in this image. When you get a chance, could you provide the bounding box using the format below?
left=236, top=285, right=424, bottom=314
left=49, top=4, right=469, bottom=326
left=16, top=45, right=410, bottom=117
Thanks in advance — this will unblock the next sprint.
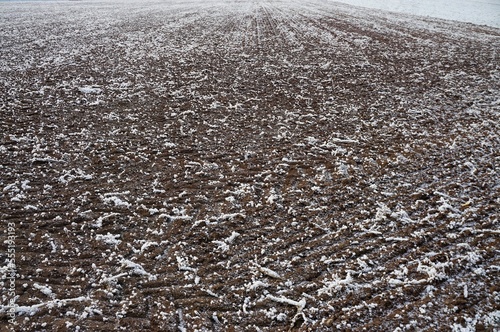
left=1, top=0, right=499, bottom=331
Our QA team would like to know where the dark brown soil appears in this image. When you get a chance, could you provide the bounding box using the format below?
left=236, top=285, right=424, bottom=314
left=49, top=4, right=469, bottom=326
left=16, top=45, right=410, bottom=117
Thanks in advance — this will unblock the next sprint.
left=1, top=1, right=499, bottom=331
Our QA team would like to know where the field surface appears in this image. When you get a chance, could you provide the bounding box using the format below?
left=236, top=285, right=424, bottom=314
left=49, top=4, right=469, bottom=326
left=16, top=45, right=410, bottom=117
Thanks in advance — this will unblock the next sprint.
left=1, top=0, right=499, bottom=331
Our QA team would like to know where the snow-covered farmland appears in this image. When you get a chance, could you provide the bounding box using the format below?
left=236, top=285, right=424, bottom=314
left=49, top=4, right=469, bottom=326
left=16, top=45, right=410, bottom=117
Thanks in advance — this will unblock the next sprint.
left=1, top=0, right=499, bottom=331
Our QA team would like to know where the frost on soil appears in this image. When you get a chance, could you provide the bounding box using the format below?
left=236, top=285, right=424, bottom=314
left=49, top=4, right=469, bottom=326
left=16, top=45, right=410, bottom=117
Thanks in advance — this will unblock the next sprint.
left=1, top=0, right=499, bottom=331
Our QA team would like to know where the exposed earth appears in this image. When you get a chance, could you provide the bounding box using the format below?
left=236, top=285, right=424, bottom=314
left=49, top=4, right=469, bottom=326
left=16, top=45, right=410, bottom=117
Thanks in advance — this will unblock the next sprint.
left=1, top=0, right=499, bottom=331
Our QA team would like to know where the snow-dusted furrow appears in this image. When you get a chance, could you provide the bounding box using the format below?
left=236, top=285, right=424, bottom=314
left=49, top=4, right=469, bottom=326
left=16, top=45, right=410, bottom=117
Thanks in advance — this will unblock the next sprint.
left=1, top=0, right=499, bottom=331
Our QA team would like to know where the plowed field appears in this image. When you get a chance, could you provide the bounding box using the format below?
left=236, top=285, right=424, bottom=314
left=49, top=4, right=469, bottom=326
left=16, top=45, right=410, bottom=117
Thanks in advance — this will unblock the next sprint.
left=1, top=0, right=499, bottom=331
